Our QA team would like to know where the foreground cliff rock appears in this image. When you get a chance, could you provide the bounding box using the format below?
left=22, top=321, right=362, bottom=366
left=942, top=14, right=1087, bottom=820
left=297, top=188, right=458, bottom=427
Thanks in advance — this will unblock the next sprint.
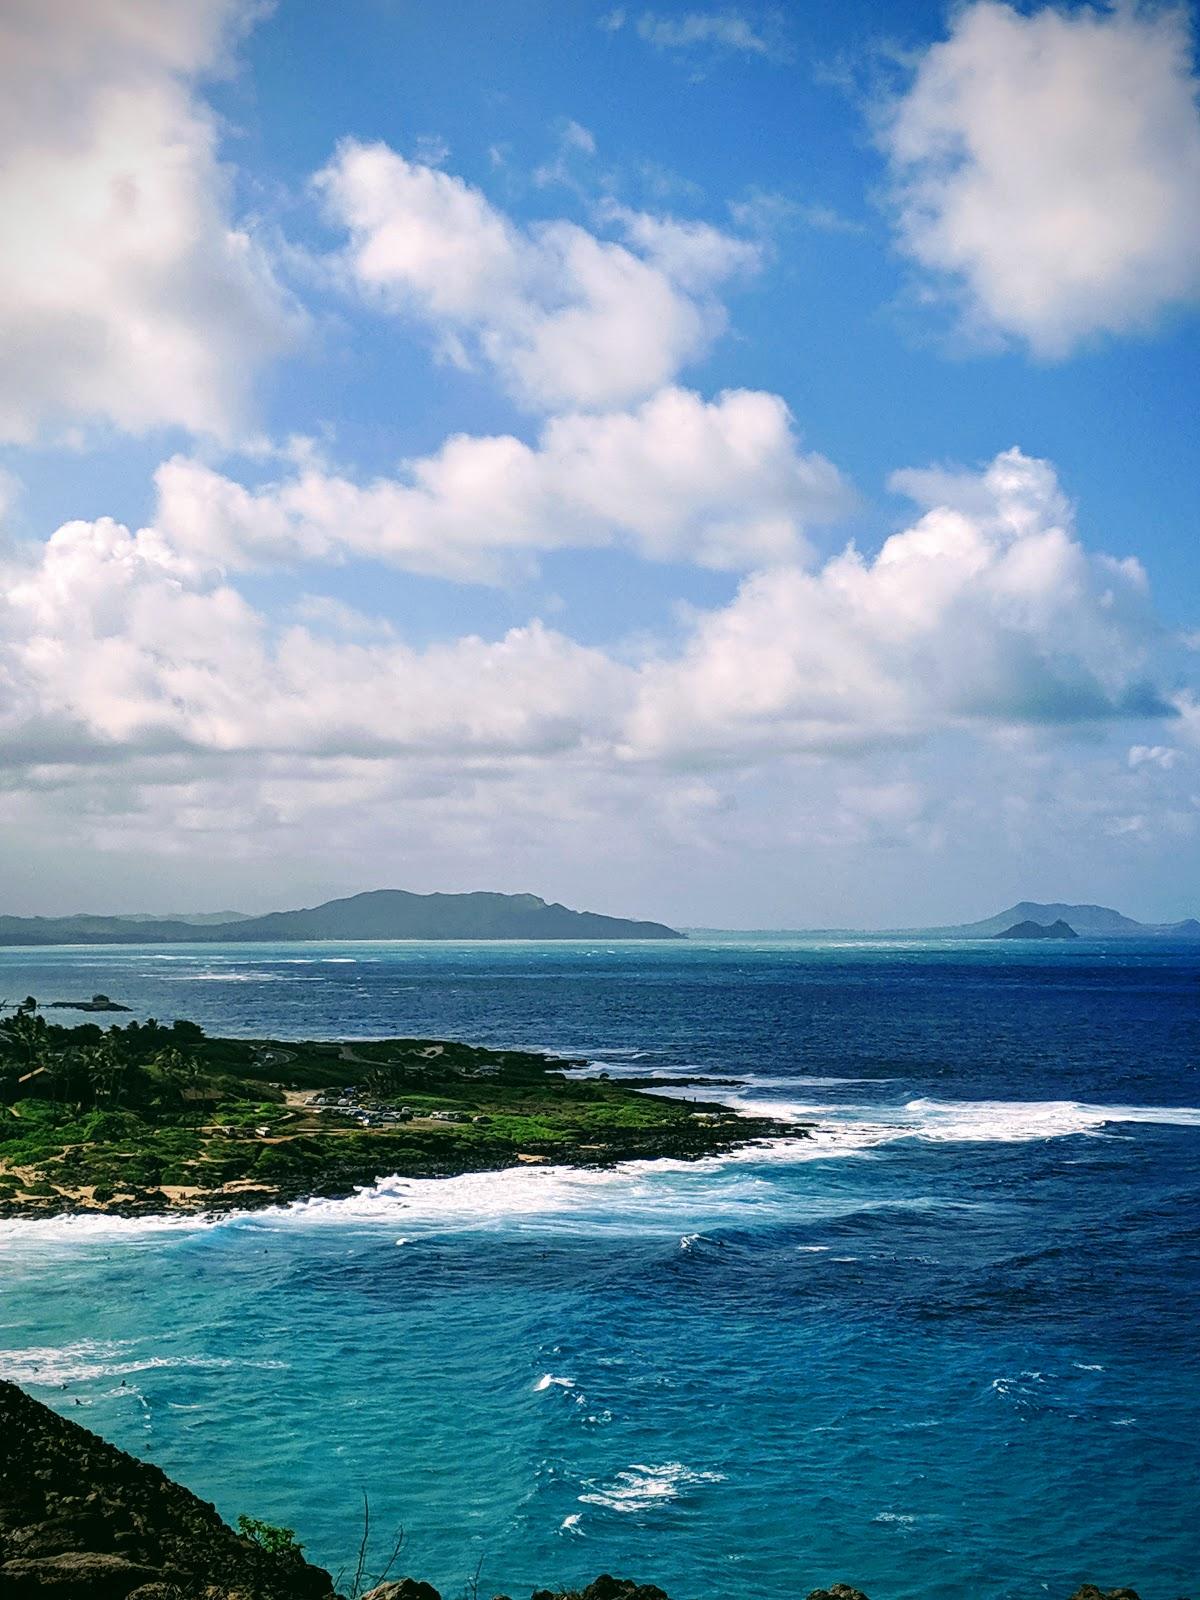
left=0, top=1380, right=337, bottom=1599
left=0, top=1381, right=1151, bottom=1600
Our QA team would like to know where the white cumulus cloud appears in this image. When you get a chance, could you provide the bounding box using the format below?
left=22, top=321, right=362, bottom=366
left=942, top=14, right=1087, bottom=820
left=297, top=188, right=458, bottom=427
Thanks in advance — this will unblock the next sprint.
left=153, top=387, right=850, bottom=579
left=314, top=140, right=759, bottom=410
left=625, top=449, right=1170, bottom=760
left=882, top=1, right=1200, bottom=354
left=0, top=0, right=300, bottom=444
left=0, top=517, right=629, bottom=767
left=0, top=448, right=1176, bottom=799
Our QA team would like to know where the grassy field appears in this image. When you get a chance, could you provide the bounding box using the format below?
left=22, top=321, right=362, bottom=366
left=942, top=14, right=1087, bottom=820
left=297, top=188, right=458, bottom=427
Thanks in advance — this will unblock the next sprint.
left=0, top=1013, right=796, bottom=1217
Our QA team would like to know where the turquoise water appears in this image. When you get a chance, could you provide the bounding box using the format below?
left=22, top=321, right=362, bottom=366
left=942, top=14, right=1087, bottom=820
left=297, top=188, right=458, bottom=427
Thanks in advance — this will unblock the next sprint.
left=1, top=939, right=1197, bottom=1599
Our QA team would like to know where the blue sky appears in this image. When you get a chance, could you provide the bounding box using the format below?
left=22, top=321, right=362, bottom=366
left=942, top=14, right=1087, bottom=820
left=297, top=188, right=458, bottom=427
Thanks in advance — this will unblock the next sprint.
left=0, top=0, right=1198, bottom=926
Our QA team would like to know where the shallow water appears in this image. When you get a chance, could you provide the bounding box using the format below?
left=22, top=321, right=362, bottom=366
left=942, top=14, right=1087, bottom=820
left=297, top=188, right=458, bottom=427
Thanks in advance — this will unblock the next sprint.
left=1, top=938, right=1197, bottom=1599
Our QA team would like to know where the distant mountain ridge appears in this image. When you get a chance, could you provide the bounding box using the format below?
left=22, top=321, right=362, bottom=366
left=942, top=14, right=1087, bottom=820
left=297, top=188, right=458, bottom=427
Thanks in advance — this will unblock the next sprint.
left=0, top=889, right=683, bottom=946
left=931, top=901, right=1200, bottom=938
left=685, top=901, right=1200, bottom=939
left=991, top=918, right=1079, bottom=940
left=107, top=911, right=253, bottom=926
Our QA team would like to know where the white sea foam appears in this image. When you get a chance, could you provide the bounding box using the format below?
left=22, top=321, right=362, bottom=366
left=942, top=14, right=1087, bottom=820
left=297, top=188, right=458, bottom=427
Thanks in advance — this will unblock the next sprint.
left=712, top=1091, right=1200, bottom=1146
left=895, top=1097, right=1200, bottom=1141
left=0, top=1338, right=288, bottom=1386
left=534, top=1374, right=576, bottom=1392
left=577, top=1461, right=725, bottom=1514
left=164, top=972, right=295, bottom=983
left=1, top=1090, right=1195, bottom=1246
left=0, top=1209, right=210, bottom=1245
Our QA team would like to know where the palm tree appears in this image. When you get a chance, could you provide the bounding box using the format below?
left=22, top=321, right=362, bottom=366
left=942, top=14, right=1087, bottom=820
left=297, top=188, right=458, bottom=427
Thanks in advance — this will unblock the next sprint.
left=81, top=1040, right=129, bottom=1109
left=152, top=1046, right=204, bottom=1122
left=0, top=1008, right=48, bottom=1069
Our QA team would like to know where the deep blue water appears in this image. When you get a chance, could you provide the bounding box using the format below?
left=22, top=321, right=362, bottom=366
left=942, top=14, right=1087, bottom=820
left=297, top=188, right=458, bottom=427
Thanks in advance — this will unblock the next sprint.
left=0, top=938, right=1197, bottom=1600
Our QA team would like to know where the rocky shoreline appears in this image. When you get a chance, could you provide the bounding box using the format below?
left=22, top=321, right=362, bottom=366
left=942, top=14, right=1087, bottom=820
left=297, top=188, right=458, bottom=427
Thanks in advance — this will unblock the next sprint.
left=0, top=1382, right=1147, bottom=1600
left=0, top=1019, right=798, bottom=1221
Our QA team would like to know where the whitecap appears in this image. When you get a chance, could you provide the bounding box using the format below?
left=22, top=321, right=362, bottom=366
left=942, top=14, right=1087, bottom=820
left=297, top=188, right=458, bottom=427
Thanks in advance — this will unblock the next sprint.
left=898, top=1097, right=1200, bottom=1142
left=0, top=1339, right=288, bottom=1387
left=577, top=1461, right=725, bottom=1514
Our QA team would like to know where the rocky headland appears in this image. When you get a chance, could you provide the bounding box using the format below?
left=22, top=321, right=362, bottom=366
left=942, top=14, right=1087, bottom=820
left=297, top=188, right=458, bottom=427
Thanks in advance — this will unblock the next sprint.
left=0, top=1016, right=795, bottom=1219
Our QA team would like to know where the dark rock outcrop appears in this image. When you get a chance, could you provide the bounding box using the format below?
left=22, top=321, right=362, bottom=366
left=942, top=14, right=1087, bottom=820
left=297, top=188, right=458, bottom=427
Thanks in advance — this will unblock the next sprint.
left=1067, top=1589, right=1142, bottom=1600
left=527, top=1581, right=669, bottom=1600
left=807, top=1587, right=872, bottom=1600
left=0, top=1380, right=336, bottom=1599
left=363, top=1583, right=442, bottom=1600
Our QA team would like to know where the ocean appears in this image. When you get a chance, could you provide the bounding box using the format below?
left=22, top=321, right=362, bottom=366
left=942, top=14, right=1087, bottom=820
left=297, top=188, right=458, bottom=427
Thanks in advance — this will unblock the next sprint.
left=0, top=937, right=1196, bottom=1600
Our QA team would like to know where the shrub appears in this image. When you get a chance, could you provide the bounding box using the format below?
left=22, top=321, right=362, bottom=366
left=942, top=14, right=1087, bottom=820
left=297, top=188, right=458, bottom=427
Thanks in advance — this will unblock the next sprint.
left=81, top=1110, right=146, bottom=1143
left=236, top=1514, right=304, bottom=1558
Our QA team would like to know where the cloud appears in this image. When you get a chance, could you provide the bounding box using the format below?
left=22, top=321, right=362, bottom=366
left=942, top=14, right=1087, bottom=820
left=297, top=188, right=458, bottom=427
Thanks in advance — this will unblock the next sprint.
left=314, top=140, right=759, bottom=410
left=0, top=466, right=22, bottom=522
left=0, top=449, right=1177, bottom=791
left=625, top=448, right=1171, bottom=760
left=0, top=0, right=300, bottom=444
left=533, top=119, right=599, bottom=191
left=635, top=10, right=788, bottom=61
left=0, top=445, right=1192, bottom=900
left=729, top=189, right=864, bottom=238
left=153, top=386, right=849, bottom=579
left=0, top=516, right=630, bottom=766
left=1128, top=743, right=1177, bottom=771
left=881, top=1, right=1200, bottom=354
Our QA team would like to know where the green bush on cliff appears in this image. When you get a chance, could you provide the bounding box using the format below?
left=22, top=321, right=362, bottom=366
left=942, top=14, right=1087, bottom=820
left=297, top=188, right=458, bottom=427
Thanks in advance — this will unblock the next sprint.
left=235, top=1513, right=305, bottom=1559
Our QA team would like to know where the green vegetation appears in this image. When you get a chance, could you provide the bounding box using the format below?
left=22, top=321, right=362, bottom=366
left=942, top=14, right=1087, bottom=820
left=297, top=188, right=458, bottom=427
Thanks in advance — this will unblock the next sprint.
left=0, top=1002, right=795, bottom=1217
left=236, top=1514, right=304, bottom=1559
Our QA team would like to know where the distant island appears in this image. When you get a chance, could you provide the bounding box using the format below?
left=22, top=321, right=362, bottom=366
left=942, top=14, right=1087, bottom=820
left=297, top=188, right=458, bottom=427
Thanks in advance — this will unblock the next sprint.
left=688, top=901, right=1200, bottom=940
left=44, top=993, right=131, bottom=1012
left=991, top=919, right=1079, bottom=940
left=929, top=901, right=1200, bottom=939
left=0, top=889, right=683, bottom=947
